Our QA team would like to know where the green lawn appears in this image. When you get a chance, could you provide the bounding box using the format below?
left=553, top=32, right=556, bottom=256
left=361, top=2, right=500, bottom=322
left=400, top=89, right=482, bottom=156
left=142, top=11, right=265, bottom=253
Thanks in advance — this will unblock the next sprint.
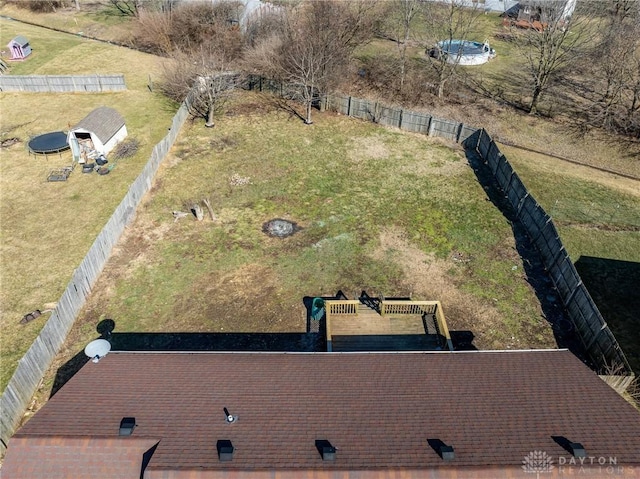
left=43, top=92, right=554, bottom=395
left=505, top=150, right=640, bottom=264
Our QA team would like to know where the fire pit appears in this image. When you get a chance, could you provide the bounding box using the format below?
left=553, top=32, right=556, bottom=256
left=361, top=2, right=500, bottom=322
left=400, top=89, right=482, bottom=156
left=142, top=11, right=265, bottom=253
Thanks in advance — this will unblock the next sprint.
left=262, top=219, right=300, bottom=238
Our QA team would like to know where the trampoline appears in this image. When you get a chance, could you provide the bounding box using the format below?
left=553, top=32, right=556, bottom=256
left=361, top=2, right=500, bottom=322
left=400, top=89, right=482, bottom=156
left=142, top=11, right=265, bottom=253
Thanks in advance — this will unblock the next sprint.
left=28, top=131, right=70, bottom=155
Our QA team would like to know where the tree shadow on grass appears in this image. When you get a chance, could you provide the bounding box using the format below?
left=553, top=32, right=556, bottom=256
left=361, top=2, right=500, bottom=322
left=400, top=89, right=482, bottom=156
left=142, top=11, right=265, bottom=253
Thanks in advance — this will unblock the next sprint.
left=462, top=139, right=588, bottom=364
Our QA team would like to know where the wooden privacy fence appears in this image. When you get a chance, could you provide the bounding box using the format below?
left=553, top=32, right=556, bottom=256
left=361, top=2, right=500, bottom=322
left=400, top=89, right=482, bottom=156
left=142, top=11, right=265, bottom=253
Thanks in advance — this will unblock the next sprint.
left=324, top=93, right=477, bottom=143
left=470, top=129, right=631, bottom=375
left=0, top=100, right=189, bottom=454
left=0, top=74, right=126, bottom=92
left=2, top=75, right=632, bottom=453
left=244, top=76, right=476, bottom=143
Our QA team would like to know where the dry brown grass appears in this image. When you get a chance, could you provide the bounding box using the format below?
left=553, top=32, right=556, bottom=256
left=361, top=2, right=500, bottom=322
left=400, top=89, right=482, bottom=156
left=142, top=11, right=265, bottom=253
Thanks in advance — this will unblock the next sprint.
left=0, top=19, right=176, bottom=390
left=372, top=228, right=504, bottom=346
left=0, top=2, right=136, bottom=44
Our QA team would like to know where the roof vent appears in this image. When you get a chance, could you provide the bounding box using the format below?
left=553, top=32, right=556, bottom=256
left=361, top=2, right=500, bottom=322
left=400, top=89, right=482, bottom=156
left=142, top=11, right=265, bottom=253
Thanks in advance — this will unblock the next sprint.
left=315, top=439, right=336, bottom=461
left=427, top=438, right=455, bottom=461
left=217, top=439, right=234, bottom=461
left=223, top=407, right=237, bottom=423
left=119, top=417, right=136, bottom=436
left=569, top=442, right=586, bottom=458
left=551, top=435, right=587, bottom=459
left=440, top=445, right=455, bottom=461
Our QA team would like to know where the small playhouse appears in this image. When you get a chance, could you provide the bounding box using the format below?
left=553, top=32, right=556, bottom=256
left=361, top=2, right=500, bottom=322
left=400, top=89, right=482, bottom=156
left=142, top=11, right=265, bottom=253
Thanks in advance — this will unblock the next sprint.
left=7, top=36, right=31, bottom=60
left=68, top=106, right=127, bottom=163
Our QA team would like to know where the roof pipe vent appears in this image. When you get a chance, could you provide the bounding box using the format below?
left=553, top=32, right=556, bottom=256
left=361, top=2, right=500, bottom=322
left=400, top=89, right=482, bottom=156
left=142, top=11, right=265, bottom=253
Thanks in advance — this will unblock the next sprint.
left=427, top=438, right=455, bottom=461
left=223, top=407, right=237, bottom=423
left=315, top=439, right=336, bottom=461
left=569, top=442, right=586, bottom=458
left=119, top=417, right=136, bottom=436
left=217, top=439, right=234, bottom=461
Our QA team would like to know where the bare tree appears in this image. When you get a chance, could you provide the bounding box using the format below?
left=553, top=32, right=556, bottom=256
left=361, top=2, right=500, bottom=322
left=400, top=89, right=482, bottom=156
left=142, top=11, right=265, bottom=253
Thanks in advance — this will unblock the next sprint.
left=609, top=0, right=639, bottom=21
left=6, top=0, right=63, bottom=12
left=581, top=2, right=640, bottom=137
left=160, top=47, right=239, bottom=127
left=135, top=8, right=173, bottom=54
left=514, top=0, right=595, bottom=114
left=133, top=0, right=244, bottom=57
left=379, top=0, right=423, bottom=93
left=424, top=0, right=482, bottom=99
left=109, top=0, right=141, bottom=17
left=246, top=0, right=375, bottom=124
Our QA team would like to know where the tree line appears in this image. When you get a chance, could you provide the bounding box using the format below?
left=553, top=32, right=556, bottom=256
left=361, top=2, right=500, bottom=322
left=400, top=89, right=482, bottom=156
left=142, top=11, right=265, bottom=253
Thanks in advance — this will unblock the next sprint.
left=16, top=0, right=637, bottom=138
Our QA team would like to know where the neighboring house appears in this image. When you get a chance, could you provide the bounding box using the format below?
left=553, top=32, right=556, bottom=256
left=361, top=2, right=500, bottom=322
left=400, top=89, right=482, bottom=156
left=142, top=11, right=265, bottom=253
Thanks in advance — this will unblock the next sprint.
left=504, top=0, right=577, bottom=29
left=67, top=106, right=127, bottom=162
left=7, top=36, right=31, bottom=61
left=3, top=349, right=640, bottom=478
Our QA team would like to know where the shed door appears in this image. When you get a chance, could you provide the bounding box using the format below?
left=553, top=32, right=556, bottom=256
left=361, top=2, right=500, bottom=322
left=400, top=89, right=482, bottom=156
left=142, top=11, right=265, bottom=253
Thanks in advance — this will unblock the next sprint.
left=70, top=136, right=80, bottom=163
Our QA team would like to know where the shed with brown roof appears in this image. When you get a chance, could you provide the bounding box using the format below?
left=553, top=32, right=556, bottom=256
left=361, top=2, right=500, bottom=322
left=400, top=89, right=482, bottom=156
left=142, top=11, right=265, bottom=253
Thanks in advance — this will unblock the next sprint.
left=3, top=350, right=640, bottom=478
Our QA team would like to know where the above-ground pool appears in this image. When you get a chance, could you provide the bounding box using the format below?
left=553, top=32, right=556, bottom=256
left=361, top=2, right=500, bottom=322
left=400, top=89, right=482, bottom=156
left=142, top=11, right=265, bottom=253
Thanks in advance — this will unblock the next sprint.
left=430, top=40, right=496, bottom=66
left=28, top=131, right=70, bottom=155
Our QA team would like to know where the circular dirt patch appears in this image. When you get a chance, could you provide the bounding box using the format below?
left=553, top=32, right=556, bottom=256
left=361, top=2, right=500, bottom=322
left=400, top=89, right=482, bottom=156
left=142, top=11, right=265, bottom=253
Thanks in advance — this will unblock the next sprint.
left=262, top=219, right=300, bottom=238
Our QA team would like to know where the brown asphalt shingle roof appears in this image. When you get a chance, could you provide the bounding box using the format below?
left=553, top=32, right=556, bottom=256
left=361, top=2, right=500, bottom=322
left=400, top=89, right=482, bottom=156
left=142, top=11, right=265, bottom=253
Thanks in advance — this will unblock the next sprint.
left=5, top=350, right=640, bottom=478
left=1, top=436, right=159, bottom=479
left=72, top=106, right=125, bottom=144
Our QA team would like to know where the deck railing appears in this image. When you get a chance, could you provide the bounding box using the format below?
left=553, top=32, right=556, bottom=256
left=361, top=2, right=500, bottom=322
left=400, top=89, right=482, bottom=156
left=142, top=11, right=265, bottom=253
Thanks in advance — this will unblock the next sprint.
left=381, top=300, right=453, bottom=351
left=380, top=301, right=437, bottom=316
left=432, top=302, right=453, bottom=351
left=327, top=300, right=360, bottom=315
left=325, top=300, right=360, bottom=352
left=324, top=299, right=453, bottom=352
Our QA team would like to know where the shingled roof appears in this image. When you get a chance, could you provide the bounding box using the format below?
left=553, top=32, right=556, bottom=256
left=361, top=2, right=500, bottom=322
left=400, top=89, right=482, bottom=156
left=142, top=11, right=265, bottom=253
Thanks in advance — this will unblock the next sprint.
left=8, top=36, right=29, bottom=47
left=72, top=106, right=125, bottom=144
left=4, top=350, right=640, bottom=478
left=3, top=437, right=159, bottom=478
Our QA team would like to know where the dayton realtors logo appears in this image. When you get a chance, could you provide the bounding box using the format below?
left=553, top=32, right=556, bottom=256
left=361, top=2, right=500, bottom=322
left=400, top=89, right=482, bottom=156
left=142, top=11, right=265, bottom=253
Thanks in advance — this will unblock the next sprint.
left=523, top=451, right=634, bottom=476
left=522, top=450, right=554, bottom=475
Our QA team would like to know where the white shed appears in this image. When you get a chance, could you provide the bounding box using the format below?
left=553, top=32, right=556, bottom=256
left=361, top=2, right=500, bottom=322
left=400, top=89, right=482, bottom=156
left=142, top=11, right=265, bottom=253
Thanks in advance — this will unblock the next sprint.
left=68, top=106, right=127, bottom=162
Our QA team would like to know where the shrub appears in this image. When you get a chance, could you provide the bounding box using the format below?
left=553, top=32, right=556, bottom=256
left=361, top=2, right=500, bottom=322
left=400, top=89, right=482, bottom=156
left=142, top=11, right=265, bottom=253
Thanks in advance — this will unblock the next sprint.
left=5, top=0, right=63, bottom=12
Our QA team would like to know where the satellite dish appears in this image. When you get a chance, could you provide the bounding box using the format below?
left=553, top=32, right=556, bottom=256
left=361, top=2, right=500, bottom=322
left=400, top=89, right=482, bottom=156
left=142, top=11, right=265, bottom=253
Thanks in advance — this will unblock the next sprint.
left=85, top=339, right=111, bottom=363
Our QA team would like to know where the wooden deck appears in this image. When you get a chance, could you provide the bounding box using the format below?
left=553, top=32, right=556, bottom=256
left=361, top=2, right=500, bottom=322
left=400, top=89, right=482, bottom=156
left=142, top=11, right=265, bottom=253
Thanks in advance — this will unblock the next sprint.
left=328, top=303, right=445, bottom=352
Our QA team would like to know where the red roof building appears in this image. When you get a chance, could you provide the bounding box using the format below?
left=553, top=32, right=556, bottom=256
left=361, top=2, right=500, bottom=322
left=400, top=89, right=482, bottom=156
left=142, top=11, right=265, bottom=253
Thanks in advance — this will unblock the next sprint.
left=3, top=350, right=640, bottom=478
